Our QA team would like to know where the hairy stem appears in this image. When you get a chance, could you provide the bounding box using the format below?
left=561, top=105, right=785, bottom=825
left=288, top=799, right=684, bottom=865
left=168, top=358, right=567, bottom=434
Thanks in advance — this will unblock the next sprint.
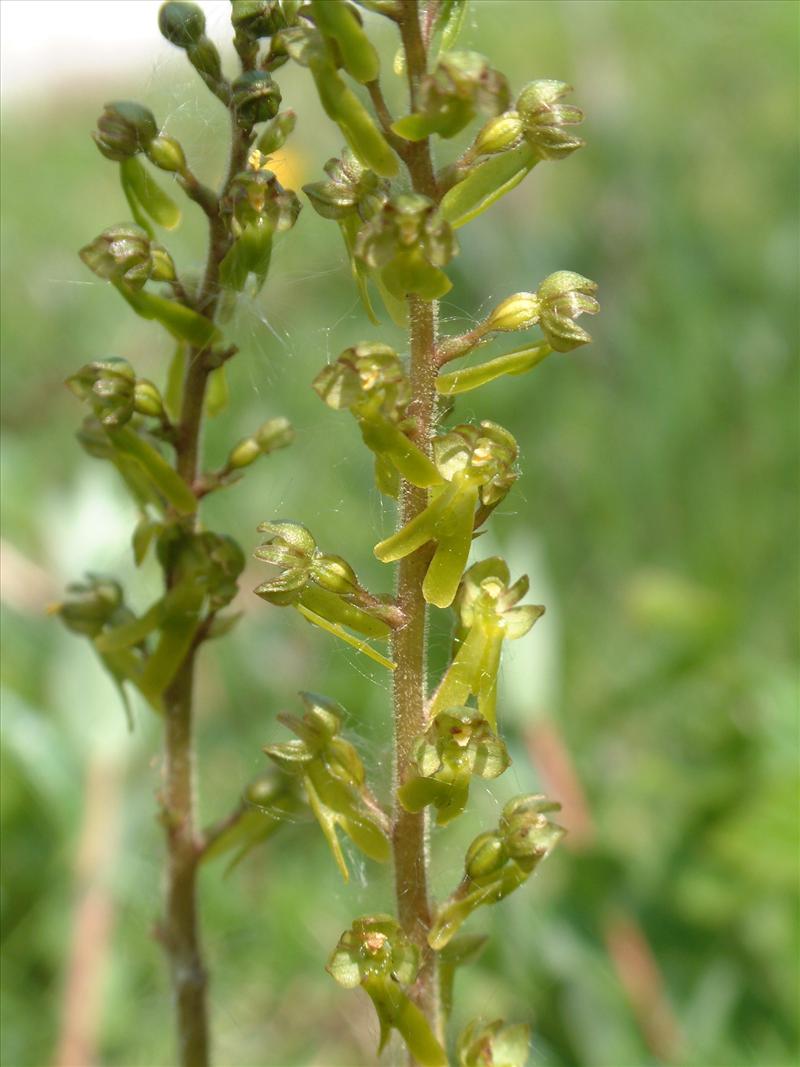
left=160, top=112, right=252, bottom=1067
left=391, top=1, right=442, bottom=1054
left=162, top=653, right=208, bottom=1067
left=392, top=297, right=440, bottom=1043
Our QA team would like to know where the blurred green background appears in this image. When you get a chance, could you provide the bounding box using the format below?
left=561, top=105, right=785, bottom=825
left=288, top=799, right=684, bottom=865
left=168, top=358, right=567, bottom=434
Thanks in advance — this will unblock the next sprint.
left=1, top=1, right=798, bottom=1065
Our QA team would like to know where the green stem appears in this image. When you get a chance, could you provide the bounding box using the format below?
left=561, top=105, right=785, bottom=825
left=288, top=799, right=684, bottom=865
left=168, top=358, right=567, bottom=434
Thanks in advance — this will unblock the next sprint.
left=391, top=2, right=442, bottom=1055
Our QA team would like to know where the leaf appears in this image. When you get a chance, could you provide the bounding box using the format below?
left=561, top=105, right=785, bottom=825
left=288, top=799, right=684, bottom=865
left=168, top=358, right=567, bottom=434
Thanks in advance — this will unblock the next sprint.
left=108, top=426, right=197, bottom=514
left=391, top=113, right=438, bottom=142
left=219, top=221, right=273, bottom=293
left=374, top=453, right=401, bottom=498
left=398, top=775, right=450, bottom=814
left=374, top=271, right=409, bottom=326
left=120, top=157, right=181, bottom=230
left=441, top=144, right=538, bottom=229
left=338, top=809, right=390, bottom=864
left=436, top=0, right=469, bottom=53
left=119, top=162, right=154, bottom=236
left=436, top=342, right=552, bottom=395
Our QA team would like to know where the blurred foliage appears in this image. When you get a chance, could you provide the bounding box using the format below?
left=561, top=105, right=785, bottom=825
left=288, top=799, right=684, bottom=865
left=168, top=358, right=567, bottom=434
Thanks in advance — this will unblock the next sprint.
left=1, top=2, right=798, bottom=1065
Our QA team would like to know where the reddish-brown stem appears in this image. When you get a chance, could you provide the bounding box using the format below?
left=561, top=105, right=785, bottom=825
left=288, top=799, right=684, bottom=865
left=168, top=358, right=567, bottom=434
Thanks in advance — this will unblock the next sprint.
left=390, top=1, right=443, bottom=1054
left=159, top=111, right=253, bottom=1067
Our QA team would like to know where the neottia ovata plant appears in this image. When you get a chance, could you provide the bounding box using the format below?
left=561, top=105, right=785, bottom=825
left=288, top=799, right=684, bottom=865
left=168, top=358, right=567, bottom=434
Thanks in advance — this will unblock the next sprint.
left=56, top=2, right=599, bottom=1065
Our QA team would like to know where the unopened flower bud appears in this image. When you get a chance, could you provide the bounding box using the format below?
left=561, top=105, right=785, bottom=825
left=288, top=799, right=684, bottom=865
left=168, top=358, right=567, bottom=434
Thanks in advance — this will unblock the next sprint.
left=472, top=111, right=524, bottom=156
left=499, top=794, right=564, bottom=860
left=245, top=771, right=286, bottom=808
left=536, top=270, right=599, bottom=351
left=465, top=831, right=507, bottom=881
left=93, top=101, right=158, bottom=161
left=254, top=415, right=294, bottom=453
left=187, top=36, right=223, bottom=81
left=299, top=691, right=345, bottom=741
left=158, top=1, right=206, bottom=47
left=228, top=436, right=262, bottom=470
left=485, top=292, right=540, bottom=333
left=314, top=555, right=360, bottom=595
left=229, top=419, right=293, bottom=470
left=256, top=109, right=297, bottom=155
left=517, top=80, right=584, bottom=161
left=232, top=70, right=282, bottom=128
left=149, top=242, right=177, bottom=281
left=146, top=134, right=187, bottom=173
left=133, top=379, right=165, bottom=418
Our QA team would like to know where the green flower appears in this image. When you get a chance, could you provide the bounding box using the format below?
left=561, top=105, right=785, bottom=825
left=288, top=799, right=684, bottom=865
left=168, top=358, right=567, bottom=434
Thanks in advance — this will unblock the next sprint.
left=313, top=344, right=440, bottom=495
left=79, top=225, right=175, bottom=291
left=392, top=50, right=510, bottom=142
left=374, top=424, right=519, bottom=609
left=67, top=358, right=136, bottom=428
left=536, top=270, right=599, bottom=351
left=398, top=707, right=510, bottom=824
left=263, top=693, right=389, bottom=880
left=92, top=101, right=157, bottom=161
left=327, top=916, right=447, bottom=1066
left=517, top=79, right=584, bottom=161
left=428, top=557, right=543, bottom=731
left=304, top=149, right=389, bottom=222
left=355, top=194, right=458, bottom=301
left=254, top=521, right=396, bottom=669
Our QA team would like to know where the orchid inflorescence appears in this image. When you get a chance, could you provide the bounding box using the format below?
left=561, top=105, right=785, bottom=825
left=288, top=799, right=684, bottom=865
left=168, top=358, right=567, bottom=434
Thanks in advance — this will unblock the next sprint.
left=59, top=3, right=598, bottom=1065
